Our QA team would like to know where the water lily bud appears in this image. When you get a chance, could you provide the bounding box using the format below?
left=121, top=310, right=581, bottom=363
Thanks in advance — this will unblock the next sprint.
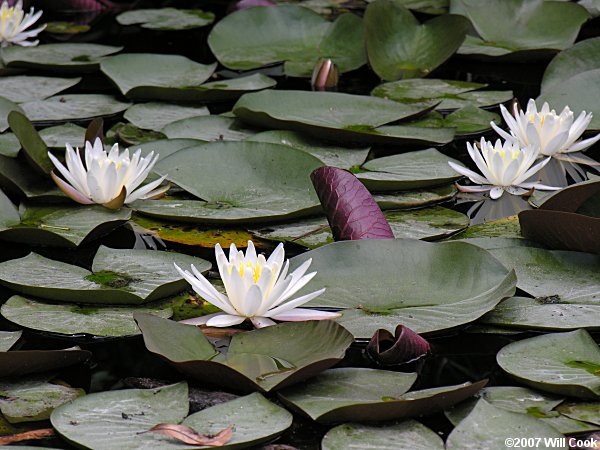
left=230, top=0, right=275, bottom=12
left=311, top=58, right=339, bottom=91
left=366, top=324, right=431, bottom=366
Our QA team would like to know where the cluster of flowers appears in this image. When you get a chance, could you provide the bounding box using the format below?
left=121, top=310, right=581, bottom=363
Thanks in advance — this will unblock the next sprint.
left=450, top=100, right=600, bottom=199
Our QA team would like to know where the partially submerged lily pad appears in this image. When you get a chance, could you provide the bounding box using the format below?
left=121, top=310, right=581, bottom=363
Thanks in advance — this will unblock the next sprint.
left=356, top=148, right=462, bottom=191
left=0, top=246, right=211, bottom=304
left=278, top=367, right=486, bottom=423
left=0, top=154, right=65, bottom=200
left=162, top=115, right=258, bottom=141
left=116, top=8, right=215, bottom=30
left=208, top=5, right=366, bottom=77
left=1, top=295, right=173, bottom=338
left=0, top=347, right=92, bottom=378
left=322, top=421, right=445, bottom=450
left=135, top=314, right=354, bottom=393
left=0, top=374, right=85, bottom=423
left=1, top=43, right=123, bottom=73
left=497, top=329, right=600, bottom=399
left=372, top=78, right=513, bottom=110
left=288, top=239, right=516, bottom=338
left=0, top=330, right=21, bottom=351
left=0, top=76, right=81, bottom=103
left=21, top=94, right=132, bottom=125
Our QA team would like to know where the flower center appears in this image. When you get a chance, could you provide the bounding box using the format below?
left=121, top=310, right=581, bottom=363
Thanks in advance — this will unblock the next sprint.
left=235, top=261, right=263, bottom=283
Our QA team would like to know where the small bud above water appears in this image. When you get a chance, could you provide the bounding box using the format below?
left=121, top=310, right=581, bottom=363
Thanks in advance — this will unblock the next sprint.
left=311, top=58, right=339, bottom=91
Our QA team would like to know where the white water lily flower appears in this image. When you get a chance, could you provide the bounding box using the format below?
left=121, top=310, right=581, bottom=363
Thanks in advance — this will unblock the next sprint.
left=491, top=99, right=600, bottom=157
left=0, top=0, right=45, bottom=47
left=175, top=241, right=339, bottom=329
left=48, top=138, right=168, bottom=209
left=448, top=138, right=558, bottom=199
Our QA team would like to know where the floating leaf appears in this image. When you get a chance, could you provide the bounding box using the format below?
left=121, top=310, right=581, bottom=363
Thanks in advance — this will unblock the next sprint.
left=356, top=148, right=462, bottom=191
left=406, top=105, right=501, bottom=135
left=556, top=402, right=600, bottom=426
left=0, top=375, right=85, bottom=423
left=145, top=424, right=232, bottom=446
left=162, top=116, right=257, bottom=141
left=0, top=330, right=21, bottom=351
left=116, top=8, right=215, bottom=30
left=497, top=329, right=600, bottom=399
left=311, top=166, right=394, bottom=240
left=135, top=314, right=354, bottom=393
left=208, top=5, right=366, bottom=77
left=372, top=78, right=512, bottom=110
left=21, top=94, right=132, bottom=125
left=322, top=421, right=445, bottom=450
left=450, top=0, right=589, bottom=57
left=1, top=43, right=122, bottom=73
left=0, top=96, right=24, bottom=133
left=446, top=399, right=566, bottom=450
left=0, top=347, right=91, bottom=378
left=288, top=239, right=516, bottom=338
left=0, top=246, right=211, bottom=304
left=365, top=0, right=469, bottom=80
left=278, top=367, right=485, bottom=423
left=0, top=76, right=81, bottom=103
left=8, top=111, right=52, bottom=175
left=0, top=428, right=55, bottom=446
left=124, top=103, right=209, bottom=131
left=39, top=123, right=87, bottom=148
left=1, top=295, right=173, bottom=338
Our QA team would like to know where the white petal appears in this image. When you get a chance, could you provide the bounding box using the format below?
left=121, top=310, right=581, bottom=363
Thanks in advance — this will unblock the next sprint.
left=266, top=288, right=326, bottom=317
left=178, top=313, right=224, bottom=326
left=250, top=317, right=276, bottom=328
left=489, top=187, right=504, bottom=199
left=270, top=308, right=342, bottom=321
left=206, top=314, right=246, bottom=327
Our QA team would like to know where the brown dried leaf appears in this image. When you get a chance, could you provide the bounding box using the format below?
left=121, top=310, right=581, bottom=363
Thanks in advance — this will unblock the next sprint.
left=0, top=428, right=55, bottom=446
left=145, top=423, right=233, bottom=446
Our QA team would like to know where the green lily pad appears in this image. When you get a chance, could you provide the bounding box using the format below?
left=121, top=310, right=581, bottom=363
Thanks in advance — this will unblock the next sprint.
left=162, top=116, right=257, bottom=141
left=21, top=94, right=132, bottom=125
left=135, top=141, right=323, bottom=224
left=497, top=329, right=600, bottom=399
left=135, top=314, right=354, bottom=393
left=0, top=204, right=131, bottom=248
left=0, top=374, right=85, bottom=423
left=108, top=123, right=166, bottom=146
left=0, top=76, right=81, bottom=103
left=1, top=295, right=173, bottom=338
left=116, top=8, right=215, bottom=30
left=481, top=296, right=600, bottom=331
left=446, top=399, right=567, bottom=450
left=51, top=382, right=190, bottom=450
left=208, top=5, right=366, bottom=77
left=247, top=130, right=370, bottom=169
left=556, top=402, right=600, bottom=426
left=372, top=78, right=512, bottom=110
left=0, top=246, right=211, bottom=305
left=1, top=43, right=123, bottom=73
left=44, top=21, right=90, bottom=34
left=0, top=96, right=24, bottom=133
left=178, top=74, right=278, bottom=103
left=8, top=111, right=52, bottom=175
left=0, top=330, right=21, bottom=351
left=133, top=138, right=201, bottom=163
left=373, top=184, right=457, bottom=209
left=252, top=206, right=468, bottom=249
left=0, top=154, right=64, bottom=200
left=233, top=89, right=453, bottom=145
left=39, top=123, right=86, bottom=149
left=101, top=53, right=216, bottom=99
left=124, top=103, right=209, bottom=131
left=0, top=132, right=20, bottom=157
left=407, top=105, right=501, bottom=135
left=450, top=0, right=589, bottom=57
left=364, top=0, right=469, bottom=80
left=322, top=421, right=445, bottom=450
left=288, top=239, right=516, bottom=338
left=356, top=148, right=462, bottom=191
left=0, top=347, right=92, bottom=378
left=279, top=367, right=486, bottom=423
left=181, top=393, right=293, bottom=449
left=392, top=0, right=448, bottom=15
left=445, top=386, right=598, bottom=435
left=453, top=215, right=522, bottom=240
left=0, top=189, right=19, bottom=229
left=487, top=246, right=600, bottom=304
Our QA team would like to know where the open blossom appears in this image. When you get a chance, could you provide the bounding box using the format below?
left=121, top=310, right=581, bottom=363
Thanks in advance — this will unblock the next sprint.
left=491, top=99, right=600, bottom=157
left=449, top=138, right=558, bottom=199
left=0, top=0, right=45, bottom=47
left=175, top=241, right=340, bottom=328
left=48, top=138, right=168, bottom=209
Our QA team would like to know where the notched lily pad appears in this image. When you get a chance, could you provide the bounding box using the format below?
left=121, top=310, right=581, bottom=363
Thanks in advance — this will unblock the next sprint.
left=288, top=239, right=516, bottom=338
left=497, top=329, right=600, bottom=399
left=279, top=367, right=486, bottom=423
left=0, top=246, right=211, bottom=305
left=135, top=314, right=354, bottom=393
